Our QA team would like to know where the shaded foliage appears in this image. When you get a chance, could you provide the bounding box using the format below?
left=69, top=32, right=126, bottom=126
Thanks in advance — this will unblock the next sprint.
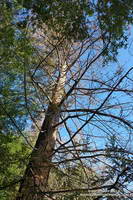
left=0, top=133, right=30, bottom=200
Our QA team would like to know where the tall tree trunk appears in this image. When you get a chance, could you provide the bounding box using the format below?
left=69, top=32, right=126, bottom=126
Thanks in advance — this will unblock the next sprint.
left=16, top=63, right=67, bottom=200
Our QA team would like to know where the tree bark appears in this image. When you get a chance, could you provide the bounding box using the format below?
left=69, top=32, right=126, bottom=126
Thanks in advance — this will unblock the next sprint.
left=16, top=63, right=67, bottom=200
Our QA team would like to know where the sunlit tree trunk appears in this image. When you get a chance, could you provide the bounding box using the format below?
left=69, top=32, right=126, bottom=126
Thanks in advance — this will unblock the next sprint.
left=16, top=62, right=67, bottom=200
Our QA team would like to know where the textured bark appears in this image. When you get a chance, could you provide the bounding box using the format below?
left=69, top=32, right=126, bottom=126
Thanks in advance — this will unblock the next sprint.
left=16, top=63, right=67, bottom=200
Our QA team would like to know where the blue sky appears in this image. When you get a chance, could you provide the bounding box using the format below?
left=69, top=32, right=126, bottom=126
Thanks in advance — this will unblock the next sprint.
left=118, top=28, right=133, bottom=71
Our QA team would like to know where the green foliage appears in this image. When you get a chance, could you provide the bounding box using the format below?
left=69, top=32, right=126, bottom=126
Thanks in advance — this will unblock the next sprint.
left=48, top=164, right=98, bottom=199
left=105, top=135, right=133, bottom=197
left=0, top=1, right=40, bottom=133
left=0, top=133, right=30, bottom=200
left=14, top=0, right=133, bottom=61
left=96, top=0, right=133, bottom=61
left=1, top=0, right=133, bottom=64
left=0, top=4, right=38, bottom=199
left=16, top=0, right=90, bottom=41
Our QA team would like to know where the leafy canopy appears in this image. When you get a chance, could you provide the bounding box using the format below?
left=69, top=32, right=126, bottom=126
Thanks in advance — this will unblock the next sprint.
left=14, top=0, right=133, bottom=60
